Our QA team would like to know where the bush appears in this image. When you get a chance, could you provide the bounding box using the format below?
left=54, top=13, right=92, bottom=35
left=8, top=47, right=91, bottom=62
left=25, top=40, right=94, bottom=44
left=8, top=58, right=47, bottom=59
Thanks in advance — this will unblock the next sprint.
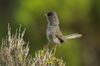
left=0, top=25, right=65, bottom=66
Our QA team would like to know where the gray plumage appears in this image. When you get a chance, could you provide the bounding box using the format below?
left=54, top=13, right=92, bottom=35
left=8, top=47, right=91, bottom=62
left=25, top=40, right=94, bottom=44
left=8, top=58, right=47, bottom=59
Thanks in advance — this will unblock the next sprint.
left=45, top=11, right=82, bottom=45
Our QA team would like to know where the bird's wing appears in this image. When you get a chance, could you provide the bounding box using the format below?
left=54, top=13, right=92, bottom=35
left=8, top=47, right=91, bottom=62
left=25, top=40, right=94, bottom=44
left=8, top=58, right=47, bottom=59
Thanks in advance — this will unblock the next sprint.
left=55, top=27, right=66, bottom=43
left=55, top=35, right=64, bottom=43
left=55, top=32, right=66, bottom=43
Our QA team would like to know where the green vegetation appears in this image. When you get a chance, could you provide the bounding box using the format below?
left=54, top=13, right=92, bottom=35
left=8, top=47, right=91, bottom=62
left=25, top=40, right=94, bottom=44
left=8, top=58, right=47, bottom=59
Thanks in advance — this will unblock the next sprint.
left=0, top=0, right=100, bottom=66
left=0, top=25, right=65, bottom=66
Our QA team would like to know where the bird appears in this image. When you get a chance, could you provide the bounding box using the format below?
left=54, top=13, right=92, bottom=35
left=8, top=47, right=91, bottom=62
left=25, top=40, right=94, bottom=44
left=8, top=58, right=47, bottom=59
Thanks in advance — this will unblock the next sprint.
left=45, top=11, right=82, bottom=45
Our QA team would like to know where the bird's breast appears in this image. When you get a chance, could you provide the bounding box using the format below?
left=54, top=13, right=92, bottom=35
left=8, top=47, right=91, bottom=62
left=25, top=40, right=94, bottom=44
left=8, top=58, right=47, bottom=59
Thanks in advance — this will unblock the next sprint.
left=47, top=26, right=58, bottom=33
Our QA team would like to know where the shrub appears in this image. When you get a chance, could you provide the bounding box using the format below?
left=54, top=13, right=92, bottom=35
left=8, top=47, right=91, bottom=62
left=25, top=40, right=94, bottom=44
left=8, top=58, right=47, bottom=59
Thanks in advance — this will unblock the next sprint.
left=0, top=25, right=65, bottom=66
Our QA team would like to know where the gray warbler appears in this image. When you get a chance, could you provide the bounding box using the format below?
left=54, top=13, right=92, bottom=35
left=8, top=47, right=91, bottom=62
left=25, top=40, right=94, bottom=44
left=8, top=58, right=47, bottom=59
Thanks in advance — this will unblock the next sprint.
left=45, top=11, right=82, bottom=45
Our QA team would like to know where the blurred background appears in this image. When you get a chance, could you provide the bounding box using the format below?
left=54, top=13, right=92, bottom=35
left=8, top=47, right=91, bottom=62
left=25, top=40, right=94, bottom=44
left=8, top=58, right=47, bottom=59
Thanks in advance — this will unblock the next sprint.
left=0, top=0, right=100, bottom=66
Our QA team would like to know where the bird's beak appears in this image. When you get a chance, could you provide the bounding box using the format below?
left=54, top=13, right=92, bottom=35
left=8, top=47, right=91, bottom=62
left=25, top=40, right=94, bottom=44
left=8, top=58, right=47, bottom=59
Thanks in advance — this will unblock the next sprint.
left=44, top=14, right=47, bottom=17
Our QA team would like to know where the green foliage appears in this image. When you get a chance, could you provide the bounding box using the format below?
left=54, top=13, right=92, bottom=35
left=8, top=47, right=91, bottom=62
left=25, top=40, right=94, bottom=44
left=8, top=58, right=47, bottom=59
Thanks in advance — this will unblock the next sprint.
left=0, top=25, right=65, bottom=66
left=34, top=48, right=65, bottom=66
left=0, top=0, right=100, bottom=66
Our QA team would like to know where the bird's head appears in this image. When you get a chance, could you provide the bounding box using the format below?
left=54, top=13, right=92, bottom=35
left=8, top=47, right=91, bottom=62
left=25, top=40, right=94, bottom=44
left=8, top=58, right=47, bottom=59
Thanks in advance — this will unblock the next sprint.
left=45, top=11, right=59, bottom=25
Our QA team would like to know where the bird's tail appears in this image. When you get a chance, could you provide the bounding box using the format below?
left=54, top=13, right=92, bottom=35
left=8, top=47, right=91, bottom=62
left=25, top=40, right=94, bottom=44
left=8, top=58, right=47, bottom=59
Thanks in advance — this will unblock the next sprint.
left=64, top=33, right=82, bottom=40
